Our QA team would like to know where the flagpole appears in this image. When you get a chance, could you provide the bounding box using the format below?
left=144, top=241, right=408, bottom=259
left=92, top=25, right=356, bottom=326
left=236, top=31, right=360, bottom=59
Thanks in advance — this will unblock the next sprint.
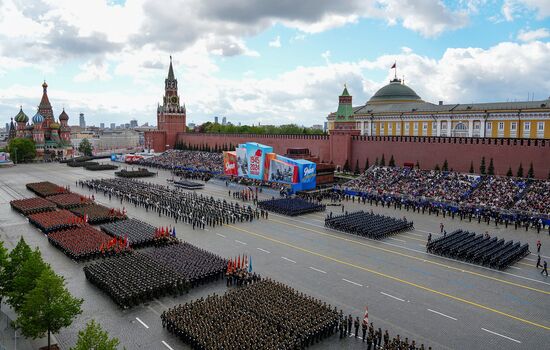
left=394, top=61, right=397, bottom=80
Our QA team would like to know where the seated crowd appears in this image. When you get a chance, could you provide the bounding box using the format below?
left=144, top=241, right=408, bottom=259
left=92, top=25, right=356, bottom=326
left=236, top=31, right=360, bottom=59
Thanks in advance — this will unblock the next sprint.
left=342, top=166, right=550, bottom=218
left=137, top=150, right=224, bottom=173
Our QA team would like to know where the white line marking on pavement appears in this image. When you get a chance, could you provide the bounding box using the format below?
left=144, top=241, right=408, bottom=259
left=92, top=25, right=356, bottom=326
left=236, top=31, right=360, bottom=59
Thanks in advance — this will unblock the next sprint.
left=530, top=253, right=550, bottom=259
left=342, top=278, right=363, bottom=287
left=147, top=305, right=160, bottom=316
left=481, top=328, right=521, bottom=343
left=416, top=229, right=439, bottom=235
left=257, top=248, right=271, bottom=253
left=390, top=238, right=406, bottom=243
left=418, top=244, right=426, bottom=247
left=427, top=308, right=457, bottom=321
left=136, top=317, right=149, bottom=329
left=380, top=292, right=405, bottom=302
left=281, top=256, right=296, bottom=263
left=523, top=258, right=535, bottom=262
left=216, top=233, right=226, bottom=238
left=509, top=266, right=521, bottom=270
left=235, top=240, right=247, bottom=245
left=407, top=232, right=424, bottom=237
left=162, top=341, right=175, bottom=350
left=309, top=266, right=327, bottom=274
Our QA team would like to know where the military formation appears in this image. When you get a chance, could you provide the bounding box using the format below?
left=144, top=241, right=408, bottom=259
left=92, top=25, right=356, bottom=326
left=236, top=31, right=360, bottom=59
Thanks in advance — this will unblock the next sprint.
left=141, top=242, right=227, bottom=288
left=161, top=279, right=339, bottom=350
left=100, top=218, right=158, bottom=248
left=80, top=178, right=257, bottom=229
left=84, top=251, right=189, bottom=309
left=325, top=211, right=413, bottom=240
left=10, top=197, right=56, bottom=215
left=427, top=229, right=530, bottom=270
left=258, top=197, right=326, bottom=216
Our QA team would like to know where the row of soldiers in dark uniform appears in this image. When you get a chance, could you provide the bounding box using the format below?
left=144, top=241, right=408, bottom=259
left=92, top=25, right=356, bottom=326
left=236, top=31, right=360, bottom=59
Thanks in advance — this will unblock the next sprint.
left=161, top=279, right=339, bottom=350
left=333, top=191, right=550, bottom=235
left=337, top=313, right=431, bottom=350
left=225, top=267, right=261, bottom=287
left=79, top=178, right=257, bottom=230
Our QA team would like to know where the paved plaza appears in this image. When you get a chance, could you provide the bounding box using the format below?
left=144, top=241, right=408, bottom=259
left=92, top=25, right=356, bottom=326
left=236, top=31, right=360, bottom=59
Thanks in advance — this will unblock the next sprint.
left=0, top=162, right=549, bottom=350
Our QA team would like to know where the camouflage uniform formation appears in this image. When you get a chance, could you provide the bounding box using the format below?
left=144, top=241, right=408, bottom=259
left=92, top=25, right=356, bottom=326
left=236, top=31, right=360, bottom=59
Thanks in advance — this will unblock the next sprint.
left=161, top=279, right=339, bottom=350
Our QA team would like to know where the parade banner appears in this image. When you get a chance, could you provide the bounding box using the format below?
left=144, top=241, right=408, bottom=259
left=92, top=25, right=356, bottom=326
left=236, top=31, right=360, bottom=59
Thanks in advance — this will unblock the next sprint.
left=268, top=159, right=298, bottom=183
left=223, top=151, right=238, bottom=176
left=236, top=147, right=248, bottom=177
left=263, top=152, right=277, bottom=181
left=245, top=143, right=273, bottom=180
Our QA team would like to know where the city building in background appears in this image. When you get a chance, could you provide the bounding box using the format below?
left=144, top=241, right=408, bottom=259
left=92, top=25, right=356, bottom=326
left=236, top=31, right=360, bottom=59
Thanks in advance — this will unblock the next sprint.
left=100, top=123, right=105, bottom=129
left=222, top=116, right=227, bottom=125
left=79, top=113, right=86, bottom=129
left=130, top=119, right=138, bottom=128
left=110, top=123, right=116, bottom=129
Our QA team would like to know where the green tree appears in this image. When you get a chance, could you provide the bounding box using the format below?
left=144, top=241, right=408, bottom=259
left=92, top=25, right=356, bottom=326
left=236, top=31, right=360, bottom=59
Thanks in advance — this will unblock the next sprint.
left=4, top=237, right=32, bottom=298
left=78, top=139, right=93, bottom=157
left=364, top=158, right=370, bottom=172
left=469, top=161, right=474, bottom=174
left=17, top=269, right=83, bottom=350
left=380, top=154, right=386, bottom=166
left=434, top=164, right=441, bottom=171
left=374, top=157, right=379, bottom=166
left=7, top=248, right=49, bottom=313
left=388, top=155, right=396, bottom=167
left=415, top=160, right=420, bottom=169
left=0, top=241, right=9, bottom=310
left=527, top=162, right=534, bottom=178
left=8, top=138, right=36, bottom=163
left=442, top=159, right=449, bottom=172
left=487, top=158, right=495, bottom=176
left=343, top=159, right=350, bottom=173
left=506, top=166, right=513, bottom=177
left=479, top=156, right=486, bottom=175
left=354, top=159, right=360, bottom=175
left=71, top=320, right=120, bottom=350
left=516, top=163, right=524, bottom=178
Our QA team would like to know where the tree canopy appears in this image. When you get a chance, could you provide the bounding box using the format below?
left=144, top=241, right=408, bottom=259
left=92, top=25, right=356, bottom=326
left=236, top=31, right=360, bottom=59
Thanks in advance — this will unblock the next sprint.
left=78, top=139, right=93, bottom=157
left=8, top=138, right=36, bottom=163
left=71, top=320, right=120, bottom=350
left=18, top=269, right=83, bottom=350
left=0, top=241, right=9, bottom=307
left=8, top=248, right=50, bottom=312
left=195, top=122, right=325, bottom=135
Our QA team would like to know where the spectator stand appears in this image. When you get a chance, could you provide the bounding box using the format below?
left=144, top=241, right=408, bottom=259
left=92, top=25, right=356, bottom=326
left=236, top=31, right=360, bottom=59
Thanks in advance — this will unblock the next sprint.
left=258, top=197, right=326, bottom=216
left=427, top=230, right=530, bottom=270
left=10, top=197, right=56, bottom=215
left=325, top=211, right=413, bottom=240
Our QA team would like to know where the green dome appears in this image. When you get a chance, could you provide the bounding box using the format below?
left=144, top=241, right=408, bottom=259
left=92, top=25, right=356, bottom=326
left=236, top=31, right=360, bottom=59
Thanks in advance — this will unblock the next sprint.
left=50, top=122, right=60, bottom=129
left=368, top=78, right=422, bottom=103
left=14, top=107, right=29, bottom=123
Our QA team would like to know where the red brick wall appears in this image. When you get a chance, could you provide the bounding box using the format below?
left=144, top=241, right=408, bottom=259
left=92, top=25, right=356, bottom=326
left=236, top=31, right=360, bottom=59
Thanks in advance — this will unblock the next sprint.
left=179, top=133, right=332, bottom=162
left=351, top=136, right=550, bottom=178
left=144, top=131, right=166, bottom=152
left=176, top=133, right=550, bottom=179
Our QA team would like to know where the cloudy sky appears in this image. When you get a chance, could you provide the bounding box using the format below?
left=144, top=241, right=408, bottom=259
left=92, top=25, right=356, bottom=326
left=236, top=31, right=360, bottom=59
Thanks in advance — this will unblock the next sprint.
left=1, top=0, right=549, bottom=128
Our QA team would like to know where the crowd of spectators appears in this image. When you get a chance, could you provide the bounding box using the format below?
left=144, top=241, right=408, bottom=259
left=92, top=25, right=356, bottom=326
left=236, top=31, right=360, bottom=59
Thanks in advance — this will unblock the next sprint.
left=138, top=150, right=223, bottom=173
left=341, top=166, right=549, bottom=218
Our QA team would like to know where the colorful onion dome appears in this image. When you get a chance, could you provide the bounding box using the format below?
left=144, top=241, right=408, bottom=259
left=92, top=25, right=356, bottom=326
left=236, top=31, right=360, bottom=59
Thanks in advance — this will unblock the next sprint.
left=14, top=107, right=29, bottom=123
left=32, top=111, right=44, bottom=124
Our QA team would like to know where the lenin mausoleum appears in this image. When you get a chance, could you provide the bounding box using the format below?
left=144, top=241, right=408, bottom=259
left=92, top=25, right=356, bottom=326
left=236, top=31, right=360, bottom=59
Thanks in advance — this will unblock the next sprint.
left=145, top=59, right=550, bottom=178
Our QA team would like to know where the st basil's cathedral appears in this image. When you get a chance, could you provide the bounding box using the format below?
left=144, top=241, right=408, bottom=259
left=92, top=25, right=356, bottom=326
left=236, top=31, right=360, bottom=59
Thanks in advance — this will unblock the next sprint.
left=8, top=81, right=73, bottom=159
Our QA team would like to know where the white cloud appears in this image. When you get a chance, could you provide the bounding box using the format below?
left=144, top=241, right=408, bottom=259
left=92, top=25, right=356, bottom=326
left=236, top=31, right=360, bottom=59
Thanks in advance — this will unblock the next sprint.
left=501, top=0, right=550, bottom=21
left=517, top=0, right=550, bottom=18
left=321, top=50, right=331, bottom=64
left=268, top=35, right=281, bottom=48
left=74, top=61, right=112, bottom=82
left=517, top=28, right=550, bottom=42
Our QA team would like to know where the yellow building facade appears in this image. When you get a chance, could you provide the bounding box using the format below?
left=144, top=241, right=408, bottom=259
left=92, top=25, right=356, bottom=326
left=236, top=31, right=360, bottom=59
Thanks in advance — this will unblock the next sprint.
left=328, top=79, right=550, bottom=139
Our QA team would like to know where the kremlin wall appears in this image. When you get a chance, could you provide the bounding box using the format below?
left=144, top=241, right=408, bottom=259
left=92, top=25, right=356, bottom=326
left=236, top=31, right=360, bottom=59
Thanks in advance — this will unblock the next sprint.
left=145, top=59, right=550, bottom=179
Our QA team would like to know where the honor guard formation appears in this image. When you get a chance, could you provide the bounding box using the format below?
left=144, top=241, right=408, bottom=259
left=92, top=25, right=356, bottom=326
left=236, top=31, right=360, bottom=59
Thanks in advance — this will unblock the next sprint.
left=427, top=230, right=530, bottom=270
left=79, top=178, right=257, bottom=229
left=161, top=279, right=339, bottom=350
left=100, top=218, right=159, bottom=248
left=325, top=211, right=413, bottom=239
left=258, top=197, right=326, bottom=216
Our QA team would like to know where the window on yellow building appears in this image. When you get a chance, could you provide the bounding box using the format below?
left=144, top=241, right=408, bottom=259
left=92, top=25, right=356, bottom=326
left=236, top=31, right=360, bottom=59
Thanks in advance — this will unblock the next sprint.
left=486, top=122, right=492, bottom=130
left=423, top=122, right=428, bottom=131
left=414, top=122, right=418, bottom=130
left=538, top=122, right=544, bottom=131
left=432, top=122, right=437, bottom=129
left=524, top=122, right=530, bottom=130
left=498, top=122, right=504, bottom=130
left=511, top=122, right=517, bottom=131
